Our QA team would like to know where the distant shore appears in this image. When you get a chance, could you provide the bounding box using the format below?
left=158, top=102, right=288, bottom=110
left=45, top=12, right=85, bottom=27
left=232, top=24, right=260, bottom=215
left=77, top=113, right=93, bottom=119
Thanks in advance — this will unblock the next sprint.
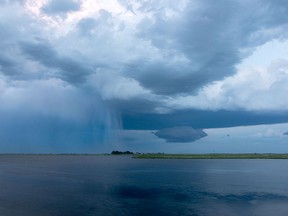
left=132, top=153, right=288, bottom=159
left=1, top=153, right=288, bottom=159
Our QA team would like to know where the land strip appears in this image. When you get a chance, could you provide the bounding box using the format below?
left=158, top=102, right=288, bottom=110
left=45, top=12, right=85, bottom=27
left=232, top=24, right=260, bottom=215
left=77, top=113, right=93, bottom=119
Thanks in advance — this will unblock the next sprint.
left=133, top=153, right=288, bottom=159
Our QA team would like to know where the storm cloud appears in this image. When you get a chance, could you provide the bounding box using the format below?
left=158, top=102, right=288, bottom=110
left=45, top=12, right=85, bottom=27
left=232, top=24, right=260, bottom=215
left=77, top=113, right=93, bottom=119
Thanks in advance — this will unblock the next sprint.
left=1, top=0, right=288, bottom=152
left=153, top=127, right=207, bottom=143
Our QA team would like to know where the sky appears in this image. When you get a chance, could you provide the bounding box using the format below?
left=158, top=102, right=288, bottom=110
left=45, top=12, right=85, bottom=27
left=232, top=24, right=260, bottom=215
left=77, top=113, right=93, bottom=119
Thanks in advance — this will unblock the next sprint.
left=1, top=0, right=288, bottom=153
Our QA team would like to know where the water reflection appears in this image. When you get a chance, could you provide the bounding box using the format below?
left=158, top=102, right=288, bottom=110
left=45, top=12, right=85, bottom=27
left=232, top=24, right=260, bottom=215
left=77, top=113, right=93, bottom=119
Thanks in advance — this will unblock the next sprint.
left=0, top=155, right=288, bottom=216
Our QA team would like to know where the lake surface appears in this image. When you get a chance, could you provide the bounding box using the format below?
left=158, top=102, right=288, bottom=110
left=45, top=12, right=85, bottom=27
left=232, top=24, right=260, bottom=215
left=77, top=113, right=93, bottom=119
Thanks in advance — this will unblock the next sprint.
left=1, top=155, right=288, bottom=216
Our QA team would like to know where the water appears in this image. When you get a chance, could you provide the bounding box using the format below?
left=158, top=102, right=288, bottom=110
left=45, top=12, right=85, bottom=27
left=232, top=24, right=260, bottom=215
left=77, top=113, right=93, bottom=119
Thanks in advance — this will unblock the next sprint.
left=1, top=155, right=288, bottom=216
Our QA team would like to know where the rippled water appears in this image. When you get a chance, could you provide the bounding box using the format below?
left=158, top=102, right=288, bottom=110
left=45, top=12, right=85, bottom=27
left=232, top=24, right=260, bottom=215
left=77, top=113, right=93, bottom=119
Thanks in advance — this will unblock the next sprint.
left=1, top=155, right=288, bottom=216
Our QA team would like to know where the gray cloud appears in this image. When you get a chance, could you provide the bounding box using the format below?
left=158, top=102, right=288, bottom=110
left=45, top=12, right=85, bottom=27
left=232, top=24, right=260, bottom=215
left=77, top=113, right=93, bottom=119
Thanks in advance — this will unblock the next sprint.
left=153, top=127, right=208, bottom=143
left=0, top=54, right=20, bottom=76
left=0, top=0, right=23, bottom=4
left=41, top=0, right=81, bottom=15
left=1, top=0, right=288, bottom=153
left=118, top=0, right=288, bottom=96
left=19, top=41, right=93, bottom=84
left=76, top=10, right=113, bottom=36
left=2, top=0, right=288, bottom=107
left=77, top=18, right=98, bottom=35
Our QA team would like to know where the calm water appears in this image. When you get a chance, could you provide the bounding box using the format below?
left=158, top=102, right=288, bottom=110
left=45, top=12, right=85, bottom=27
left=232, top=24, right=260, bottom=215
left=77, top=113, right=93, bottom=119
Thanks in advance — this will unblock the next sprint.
left=1, top=155, right=288, bottom=216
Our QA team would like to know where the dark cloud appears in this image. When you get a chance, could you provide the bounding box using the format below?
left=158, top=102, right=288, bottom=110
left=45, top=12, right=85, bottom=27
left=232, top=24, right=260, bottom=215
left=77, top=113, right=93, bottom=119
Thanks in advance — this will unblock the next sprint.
left=153, top=126, right=207, bottom=142
left=108, top=98, right=158, bottom=114
left=41, top=0, right=81, bottom=15
left=122, top=110, right=288, bottom=130
left=125, top=54, right=236, bottom=95
left=119, top=0, right=288, bottom=96
left=1, top=0, right=288, bottom=153
left=19, top=41, right=93, bottom=84
left=0, top=54, right=20, bottom=76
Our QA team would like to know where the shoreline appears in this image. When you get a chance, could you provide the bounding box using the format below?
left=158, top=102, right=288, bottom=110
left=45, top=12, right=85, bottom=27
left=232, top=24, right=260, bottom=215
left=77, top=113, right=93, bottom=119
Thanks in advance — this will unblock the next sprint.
left=1, top=153, right=288, bottom=159
left=132, top=153, right=288, bottom=159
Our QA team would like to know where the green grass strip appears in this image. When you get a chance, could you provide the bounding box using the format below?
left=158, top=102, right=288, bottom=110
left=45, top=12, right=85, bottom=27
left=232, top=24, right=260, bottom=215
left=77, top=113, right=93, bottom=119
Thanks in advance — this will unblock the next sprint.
left=133, top=153, right=288, bottom=159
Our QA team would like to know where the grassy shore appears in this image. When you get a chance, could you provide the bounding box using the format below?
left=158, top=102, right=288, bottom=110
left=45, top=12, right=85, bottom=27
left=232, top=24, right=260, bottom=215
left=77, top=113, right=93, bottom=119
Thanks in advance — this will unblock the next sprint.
left=133, top=153, right=288, bottom=159
left=1, top=153, right=288, bottom=159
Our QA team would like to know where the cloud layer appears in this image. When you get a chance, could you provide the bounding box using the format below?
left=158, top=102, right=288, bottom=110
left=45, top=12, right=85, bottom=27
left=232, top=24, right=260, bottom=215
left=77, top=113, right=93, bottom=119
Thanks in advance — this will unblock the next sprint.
left=1, top=0, right=288, bottom=113
left=1, top=0, right=288, bottom=151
